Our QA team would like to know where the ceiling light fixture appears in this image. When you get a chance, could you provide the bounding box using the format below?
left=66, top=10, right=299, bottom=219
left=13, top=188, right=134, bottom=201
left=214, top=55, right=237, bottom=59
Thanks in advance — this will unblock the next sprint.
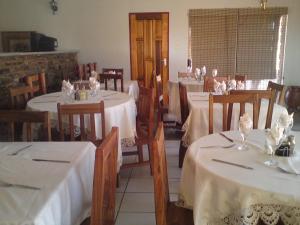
left=260, top=0, right=267, bottom=10
left=50, top=0, right=58, bottom=15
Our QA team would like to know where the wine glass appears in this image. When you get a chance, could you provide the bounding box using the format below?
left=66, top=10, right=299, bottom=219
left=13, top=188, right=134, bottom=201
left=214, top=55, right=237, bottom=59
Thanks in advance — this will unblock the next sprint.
left=237, top=120, right=253, bottom=151
left=212, top=69, right=218, bottom=77
left=264, top=130, right=283, bottom=167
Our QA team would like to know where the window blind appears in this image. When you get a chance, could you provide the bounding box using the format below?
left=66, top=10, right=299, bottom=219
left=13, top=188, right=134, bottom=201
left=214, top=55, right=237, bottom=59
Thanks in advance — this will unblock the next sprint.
left=188, top=7, right=288, bottom=82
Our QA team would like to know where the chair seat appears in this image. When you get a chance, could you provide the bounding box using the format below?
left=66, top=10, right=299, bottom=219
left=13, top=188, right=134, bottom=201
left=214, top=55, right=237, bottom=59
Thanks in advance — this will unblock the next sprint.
left=167, top=202, right=194, bottom=225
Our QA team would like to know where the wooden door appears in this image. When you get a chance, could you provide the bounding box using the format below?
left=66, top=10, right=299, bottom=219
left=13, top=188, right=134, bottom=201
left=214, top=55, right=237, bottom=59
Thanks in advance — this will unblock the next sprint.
left=129, top=12, right=169, bottom=102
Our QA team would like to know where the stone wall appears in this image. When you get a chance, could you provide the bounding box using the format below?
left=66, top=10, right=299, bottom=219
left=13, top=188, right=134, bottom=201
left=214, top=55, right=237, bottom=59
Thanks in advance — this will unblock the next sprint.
left=0, top=51, right=78, bottom=109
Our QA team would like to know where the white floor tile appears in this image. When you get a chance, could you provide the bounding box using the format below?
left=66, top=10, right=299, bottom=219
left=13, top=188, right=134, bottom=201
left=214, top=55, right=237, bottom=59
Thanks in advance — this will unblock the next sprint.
left=116, top=193, right=124, bottom=213
left=120, top=193, right=155, bottom=213
left=115, top=212, right=156, bottom=225
left=131, top=166, right=152, bottom=178
left=127, top=177, right=154, bottom=193
left=117, top=176, right=129, bottom=193
left=169, top=179, right=180, bottom=194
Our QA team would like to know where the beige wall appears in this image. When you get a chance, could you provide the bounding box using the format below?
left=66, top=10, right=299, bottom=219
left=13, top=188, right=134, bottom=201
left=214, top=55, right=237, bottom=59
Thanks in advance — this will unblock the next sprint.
left=0, top=0, right=299, bottom=85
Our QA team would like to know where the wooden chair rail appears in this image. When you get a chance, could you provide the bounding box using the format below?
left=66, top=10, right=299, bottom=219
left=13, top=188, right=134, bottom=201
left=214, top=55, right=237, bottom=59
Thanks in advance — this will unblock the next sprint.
left=9, top=86, right=33, bottom=109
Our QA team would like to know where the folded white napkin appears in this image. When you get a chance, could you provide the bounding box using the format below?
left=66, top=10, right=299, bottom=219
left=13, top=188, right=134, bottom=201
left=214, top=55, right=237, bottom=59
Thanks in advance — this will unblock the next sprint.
left=62, top=80, right=74, bottom=95
left=236, top=81, right=245, bottom=90
left=278, top=112, right=294, bottom=129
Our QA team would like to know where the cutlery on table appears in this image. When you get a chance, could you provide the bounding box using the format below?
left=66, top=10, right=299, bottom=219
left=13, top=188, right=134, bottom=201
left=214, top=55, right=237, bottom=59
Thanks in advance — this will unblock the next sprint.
left=102, top=92, right=118, bottom=97
left=212, top=158, right=253, bottom=170
left=0, top=181, right=41, bottom=190
left=219, top=133, right=234, bottom=143
left=9, top=145, right=32, bottom=156
left=32, top=159, right=70, bottom=163
left=200, top=144, right=235, bottom=149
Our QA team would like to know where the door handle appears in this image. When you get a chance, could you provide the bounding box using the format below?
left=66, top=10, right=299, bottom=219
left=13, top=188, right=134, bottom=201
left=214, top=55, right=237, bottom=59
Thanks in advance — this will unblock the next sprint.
left=161, top=58, right=167, bottom=66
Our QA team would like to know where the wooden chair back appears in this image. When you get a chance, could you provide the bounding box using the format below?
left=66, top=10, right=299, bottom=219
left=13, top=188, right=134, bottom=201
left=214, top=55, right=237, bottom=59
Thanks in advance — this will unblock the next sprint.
left=90, top=127, right=118, bottom=225
left=57, top=101, right=105, bottom=144
left=9, top=86, right=33, bottom=109
left=179, top=82, right=189, bottom=124
left=77, top=64, right=87, bottom=80
left=208, top=93, right=259, bottom=134
left=229, top=89, right=275, bottom=129
left=87, top=63, right=97, bottom=77
left=152, top=122, right=169, bottom=225
left=137, top=86, right=155, bottom=139
left=204, top=75, right=230, bottom=92
left=102, top=68, right=124, bottom=75
left=0, top=110, right=51, bottom=141
left=25, top=72, right=47, bottom=96
left=267, top=81, right=284, bottom=104
left=178, top=72, right=195, bottom=79
left=234, top=74, right=247, bottom=82
left=99, top=73, right=124, bottom=92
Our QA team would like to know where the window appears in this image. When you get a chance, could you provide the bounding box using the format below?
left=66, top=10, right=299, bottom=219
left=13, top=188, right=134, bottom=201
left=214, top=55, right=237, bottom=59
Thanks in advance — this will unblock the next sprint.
left=188, top=8, right=288, bottom=82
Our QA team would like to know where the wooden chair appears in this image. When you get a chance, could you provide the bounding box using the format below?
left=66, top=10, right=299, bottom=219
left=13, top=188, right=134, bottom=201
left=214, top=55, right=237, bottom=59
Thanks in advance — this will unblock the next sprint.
left=25, top=72, right=47, bottom=96
left=57, top=101, right=105, bottom=146
left=87, top=63, right=97, bottom=77
left=0, top=110, right=51, bottom=141
left=203, top=75, right=230, bottom=92
left=208, top=93, right=259, bottom=134
left=267, top=81, right=284, bottom=104
left=81, top=127, right=118, bottom=225
left=101, top=68, right=124, bottom=92
left=99, top=73, right=124, bottom=92
left=77, top=64, right=87, bottom=80
left=234, top=74, right=247, bottom=82
left=152, top=122, right=194, bottom=225
left=9, top=86, right=33, bottom=109
left=178, top=82, right=189, bottom=168
left=229, top=90, right=276, bottom=129
left=154, top=74, right=169, bottom=122
left=121, top=87, right=155, bottom=171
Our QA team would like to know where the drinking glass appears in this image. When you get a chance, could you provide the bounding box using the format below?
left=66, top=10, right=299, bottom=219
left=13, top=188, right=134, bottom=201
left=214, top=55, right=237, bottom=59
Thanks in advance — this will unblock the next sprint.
left=264, top=132, right=283, bottom=167
left=237, top=121, right=252, bottom=151
left=212, top=69, right=218, bottom=77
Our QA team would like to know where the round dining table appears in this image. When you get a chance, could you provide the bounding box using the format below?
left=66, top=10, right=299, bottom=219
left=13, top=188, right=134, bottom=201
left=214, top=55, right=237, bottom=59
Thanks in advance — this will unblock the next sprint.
left=182, top=92, right=288, bottom=146
left=26, top=90, right=137, bottom=169
left=179, top=129, right=300, bottom=225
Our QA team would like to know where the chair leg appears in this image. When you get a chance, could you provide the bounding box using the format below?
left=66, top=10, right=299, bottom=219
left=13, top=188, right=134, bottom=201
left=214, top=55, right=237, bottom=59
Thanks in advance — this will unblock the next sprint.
left=178, top=141, right=187, bottom=168
left=147, top=143, right=153, bottom=176
left=137, top=144, right=144, bottom=163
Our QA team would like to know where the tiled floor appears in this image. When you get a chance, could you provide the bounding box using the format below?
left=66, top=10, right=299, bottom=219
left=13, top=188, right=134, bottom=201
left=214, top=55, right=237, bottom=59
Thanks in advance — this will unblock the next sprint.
left=115, top=140, right=181, bottom=225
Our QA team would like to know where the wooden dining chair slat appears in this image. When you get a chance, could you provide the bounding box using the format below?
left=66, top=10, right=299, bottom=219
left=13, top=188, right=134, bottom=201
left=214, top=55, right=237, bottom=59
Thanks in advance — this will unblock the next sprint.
left=208, top=93, right=260, bottom=134
left=121, top=86, right=155, bottom=172
left=234, top=74, right=247, bottom=82
left=153, top=122, right=194, bottom=225
left=57, top=101, right=105, bottom=145
left=178, top=82, right=189, bottom=168
left=154, top=74, right=169, bottom=122
left=9, top=86, right=33, bottom=109
left=81, top=127, right=118, bottom=225
left=267, top=81, right=284, bottom=104
left=203, top=75, right=230, bottom=92
left=229, top=89, right=275, bottom=129
left=25, top=72, right=47, bottom=96
left=0, top=110, right=51, bottom=141
left=99, top=73, right=124, bottom=92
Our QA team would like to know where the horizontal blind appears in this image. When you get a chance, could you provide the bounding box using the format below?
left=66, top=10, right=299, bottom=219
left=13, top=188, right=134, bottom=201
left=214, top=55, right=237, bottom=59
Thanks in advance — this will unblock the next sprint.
left=189, top=9, right=237, bottom=76
left=189, top=7, right=288, bottom=81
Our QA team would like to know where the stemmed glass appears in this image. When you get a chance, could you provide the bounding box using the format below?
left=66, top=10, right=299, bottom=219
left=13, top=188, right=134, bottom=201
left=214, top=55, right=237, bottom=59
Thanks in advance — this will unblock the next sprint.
left=264, top=123, right=284, bottom=167
left=237, top=119, right=253, bottom=151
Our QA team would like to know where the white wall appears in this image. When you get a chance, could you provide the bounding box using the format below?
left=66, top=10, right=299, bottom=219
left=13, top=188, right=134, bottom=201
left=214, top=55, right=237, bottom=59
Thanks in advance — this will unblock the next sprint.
left=0, top=0, right=299, bottom=85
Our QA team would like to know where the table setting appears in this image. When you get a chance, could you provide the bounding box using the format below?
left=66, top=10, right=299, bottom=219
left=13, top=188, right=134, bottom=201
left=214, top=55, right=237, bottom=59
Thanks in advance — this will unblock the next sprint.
left=26, top=81, right=137, bottom=169
left=0, top=141, right=96, bottom=225
left=179, top=112, right=300, bottom=225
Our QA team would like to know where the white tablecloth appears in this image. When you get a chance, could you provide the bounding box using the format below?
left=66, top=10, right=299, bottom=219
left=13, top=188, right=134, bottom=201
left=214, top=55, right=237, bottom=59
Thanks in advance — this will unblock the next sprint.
left=182, top=92, right=288, bottom=146
left=0, top=141, right=96, bottom=225
left=179, top=130, right=300, bottom=225
left=101, top=80, right=139, bottom=100
left=169, top=79, right=204, bottom=123
left=26, top=90, right=137, bottom=168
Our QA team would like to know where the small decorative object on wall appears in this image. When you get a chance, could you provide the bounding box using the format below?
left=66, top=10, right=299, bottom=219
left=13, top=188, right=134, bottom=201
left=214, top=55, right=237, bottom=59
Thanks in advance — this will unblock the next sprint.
left=260, top=0, right=267, bottom=10
left=50, top=0, right=58, bottom=15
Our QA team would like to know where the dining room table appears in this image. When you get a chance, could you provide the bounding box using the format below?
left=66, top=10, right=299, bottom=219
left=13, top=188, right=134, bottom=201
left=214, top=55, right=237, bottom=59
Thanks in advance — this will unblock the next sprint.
left=182, top=92, right=288, bottom=146
left=0, top=141, right=96, bottom=225
left=26, top=90, right=137, bottom=169
left=179, top=129, right=300, bottom=225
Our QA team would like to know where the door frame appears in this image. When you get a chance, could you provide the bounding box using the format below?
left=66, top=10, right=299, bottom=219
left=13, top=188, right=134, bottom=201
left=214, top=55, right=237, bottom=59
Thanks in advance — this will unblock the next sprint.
left=128, top=12, right=170, bottom=85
